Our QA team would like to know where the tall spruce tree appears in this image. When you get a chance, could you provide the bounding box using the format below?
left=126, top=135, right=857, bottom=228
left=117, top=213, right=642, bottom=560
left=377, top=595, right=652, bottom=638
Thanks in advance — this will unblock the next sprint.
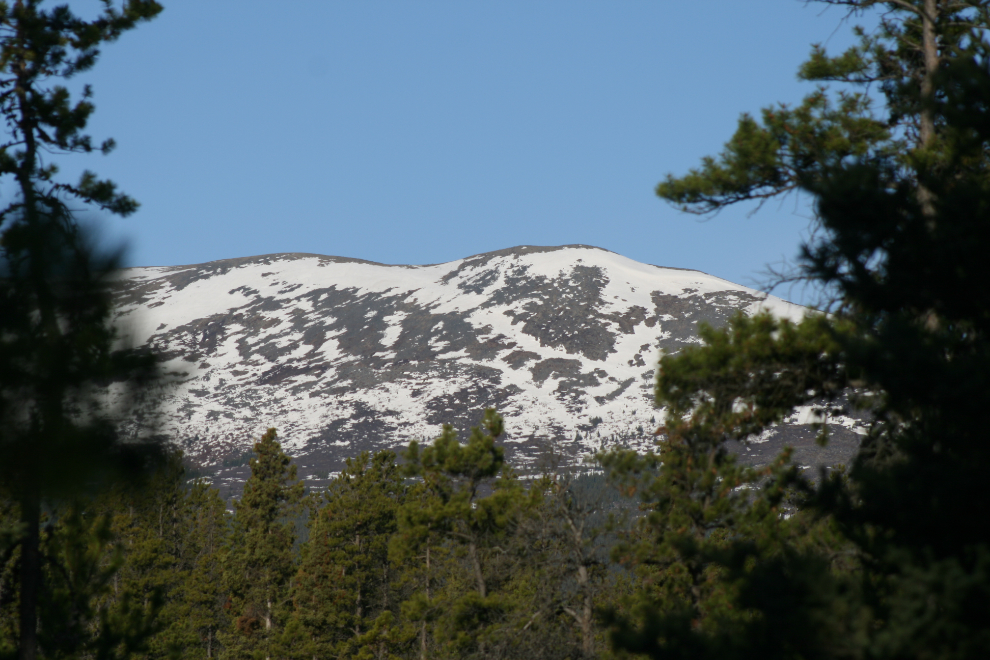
left=388, top=474, right=449, bottom=660
left=89, top=458, right=231, bottom=660
left=221, top=429, right=304, bottom=660
left=94, top=450, right=187, bottom=660
left=293, top=450, right=407, bottom=659
left=39, top=502, right=166, bottom=660
left=602, top=315, right=864, bottom=659
left=0, top=3, right=164, bottom=659
left=179, top=481, right=229, bottom=660
left=606, top=2, right=990, bottom=658
left=395, top=409, right=532, bottom=659
left=89, top=449, right=234, bottom=660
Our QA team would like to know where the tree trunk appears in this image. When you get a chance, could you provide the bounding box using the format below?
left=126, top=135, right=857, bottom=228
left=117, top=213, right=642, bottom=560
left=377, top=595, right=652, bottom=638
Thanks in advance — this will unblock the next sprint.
left=468, top=541, right=486, bottom=598
left=18, top=495, right=40, bottom=660
left=917, top=0, right=939, bottom=219
left=355, top=580, right=362, bottom=635
left=355, top=532, right=363, bottom=634
left=919, top=0, right=939, bottom=149
left=577, top=565, right=594, bottom=657
left=421, top=543, right=430, bottom=660
left=565, top=509, right=595, bottom=657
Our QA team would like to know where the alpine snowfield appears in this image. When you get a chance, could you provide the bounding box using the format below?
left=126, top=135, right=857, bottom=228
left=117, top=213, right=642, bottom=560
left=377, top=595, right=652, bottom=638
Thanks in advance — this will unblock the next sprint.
left=109, top=245, right=858, bottom=491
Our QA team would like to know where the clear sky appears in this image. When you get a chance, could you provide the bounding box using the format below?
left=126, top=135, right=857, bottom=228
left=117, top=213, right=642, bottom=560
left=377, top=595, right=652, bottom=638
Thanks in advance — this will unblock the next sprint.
left=62, top=1, right=879, bottom=305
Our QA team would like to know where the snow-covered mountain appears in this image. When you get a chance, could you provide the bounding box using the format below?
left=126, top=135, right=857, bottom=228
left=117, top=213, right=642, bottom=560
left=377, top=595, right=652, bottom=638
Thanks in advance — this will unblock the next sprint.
left=110, top=245, right=863, bottom=495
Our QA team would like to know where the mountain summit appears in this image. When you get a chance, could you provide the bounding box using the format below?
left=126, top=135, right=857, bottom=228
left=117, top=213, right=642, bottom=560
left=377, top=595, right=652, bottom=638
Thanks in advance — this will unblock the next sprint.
left=110, top=245, right=859, bottom=492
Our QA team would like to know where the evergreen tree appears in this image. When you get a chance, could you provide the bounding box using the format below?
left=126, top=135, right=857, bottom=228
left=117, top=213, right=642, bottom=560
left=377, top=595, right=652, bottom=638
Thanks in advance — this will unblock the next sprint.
left=606, top=2, right=990, bottom=658
left=602, top=315, right=863, bottom=658
left=221, top=429, right=304, bottom=660
left=102, top=451, right=190, bottom=659
left=178, top=481, right=229, bottom=660
left=40, top=503, right=165, bottom=660
left=0, top=3, right=164, bottom=659
left=293, top=450, right=407, bottom=659
left=0, top=496, right=22, bottom=659
left=388, top=475, right=450, bottom=660
left=529, top=471, right=620, bottom=659
left=654, top=0, right=986, bottom=222
left=0, top=493, right=166, bottom=660
left=90, top=449, right=232, bottom=660
left=395, top=409, right=532, bottom=659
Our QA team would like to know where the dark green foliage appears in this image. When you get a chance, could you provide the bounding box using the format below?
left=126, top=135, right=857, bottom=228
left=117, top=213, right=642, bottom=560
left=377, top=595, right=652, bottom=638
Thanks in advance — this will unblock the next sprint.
left=601, top=315, right=867, bottom=659
left=40, top=504, right=164, bottom=660
left=0, top=494, right=165, bottom=660
left=89, top=450, right=232, bottom=660
left=388, top=470, right=448, bottom=660
left=396, top=409, right=534, bottom=658
left=292, top=450, right=407, bottom=659
left=0, top=3, right=163, bottom=659
left=608, top=2, right=990, bottom=658
left=92, top=453, right=186, bottom=660
left=178, top=482, right=229, bottom=660
left=221, top=429, right=304, bottom=660
left=655, top=89, right=892, bottom=214
left=390, top=410, right=629, bottom=660
left=655, top=313, right=847, bottom=440
left=654, top=2, right=990, bottom=219
left=0, top=413, right=644, bottom=659
left=0, top=450, right=233, bottom=660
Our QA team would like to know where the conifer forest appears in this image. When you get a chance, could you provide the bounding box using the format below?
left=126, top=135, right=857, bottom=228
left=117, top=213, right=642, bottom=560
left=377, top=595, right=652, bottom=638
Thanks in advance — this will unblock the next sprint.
left=3, top=1, right=990, bottom=658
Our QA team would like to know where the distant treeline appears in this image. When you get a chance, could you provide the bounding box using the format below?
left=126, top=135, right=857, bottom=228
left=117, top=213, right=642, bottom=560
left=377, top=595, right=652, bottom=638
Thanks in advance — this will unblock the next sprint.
left=0, top=410, right=640, bottom=660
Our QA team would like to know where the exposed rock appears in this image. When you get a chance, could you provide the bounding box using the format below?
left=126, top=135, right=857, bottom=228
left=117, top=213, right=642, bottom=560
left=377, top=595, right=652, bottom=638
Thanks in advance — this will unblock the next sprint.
left=110, top=245, right=861, bottom=498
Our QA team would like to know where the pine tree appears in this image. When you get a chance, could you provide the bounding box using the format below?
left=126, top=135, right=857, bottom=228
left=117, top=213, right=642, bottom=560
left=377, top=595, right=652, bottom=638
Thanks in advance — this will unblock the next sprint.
left=95, top=451, right=188, bottom=660
left=395, top=409, right=531, bottom=659
left=90, top=450, right=233, bottom=660
left=530, top=471, right=619, bottom=659
left=606, top=2, right=990, bottom=658
left=0, top=3, right=164, bottom=659
left=293, top=450, right=407, bottom=659
left=602, top=316, right=860, bottom=658
left=39, top=503, right=166, bottom=660
left=654, top=0, right=986, bottom=222
left=179, top=481, right=230, bottom=660
left=388, top=475, right=450, bottom=660
left=221, top=429, right=304, bottom=660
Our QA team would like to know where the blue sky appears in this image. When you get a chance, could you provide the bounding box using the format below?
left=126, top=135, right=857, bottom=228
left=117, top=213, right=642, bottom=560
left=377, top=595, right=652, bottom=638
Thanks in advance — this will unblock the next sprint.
left=63, top=1, right=878, bottom=305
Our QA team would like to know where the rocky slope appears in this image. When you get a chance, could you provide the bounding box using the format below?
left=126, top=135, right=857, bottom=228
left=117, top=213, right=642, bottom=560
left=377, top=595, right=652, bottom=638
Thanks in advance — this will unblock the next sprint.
left=109, top=245, right=863, bottom=496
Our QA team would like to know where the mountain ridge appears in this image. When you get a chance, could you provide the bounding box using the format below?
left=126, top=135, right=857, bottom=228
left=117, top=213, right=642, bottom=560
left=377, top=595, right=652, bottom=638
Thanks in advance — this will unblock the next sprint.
left=109, top=245, right=859, bottom=497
